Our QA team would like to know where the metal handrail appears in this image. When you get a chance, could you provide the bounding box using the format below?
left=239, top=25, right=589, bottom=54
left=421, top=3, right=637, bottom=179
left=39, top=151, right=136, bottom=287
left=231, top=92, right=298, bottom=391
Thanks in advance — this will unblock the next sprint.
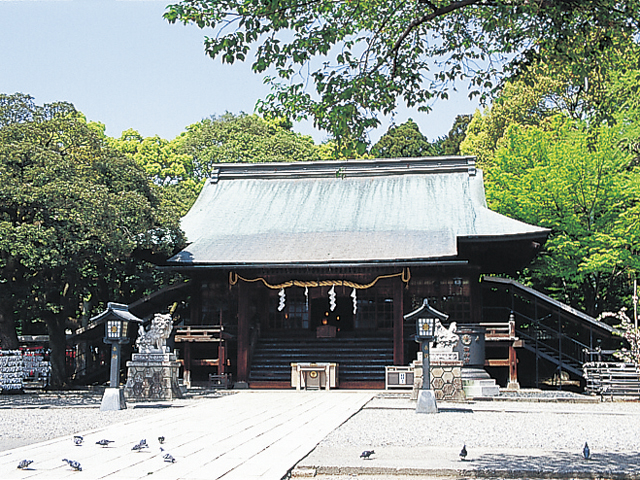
left=484, top=305, right=594, bottom=375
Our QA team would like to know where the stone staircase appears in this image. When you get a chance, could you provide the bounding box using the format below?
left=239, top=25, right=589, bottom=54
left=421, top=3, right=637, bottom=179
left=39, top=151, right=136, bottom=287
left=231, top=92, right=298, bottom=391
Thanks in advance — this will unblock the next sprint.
left=249, top=336, right=394, bottom=386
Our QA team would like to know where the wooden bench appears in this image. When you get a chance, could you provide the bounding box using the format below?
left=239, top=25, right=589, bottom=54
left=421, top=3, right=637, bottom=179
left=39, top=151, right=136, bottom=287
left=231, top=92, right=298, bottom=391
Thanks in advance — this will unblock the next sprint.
left=583, top=362, right=640, bottom=398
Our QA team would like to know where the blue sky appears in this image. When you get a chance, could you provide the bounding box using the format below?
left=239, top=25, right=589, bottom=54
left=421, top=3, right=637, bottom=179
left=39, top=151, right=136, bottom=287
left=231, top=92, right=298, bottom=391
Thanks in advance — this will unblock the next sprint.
left=0, top=0, right=480, bottom=145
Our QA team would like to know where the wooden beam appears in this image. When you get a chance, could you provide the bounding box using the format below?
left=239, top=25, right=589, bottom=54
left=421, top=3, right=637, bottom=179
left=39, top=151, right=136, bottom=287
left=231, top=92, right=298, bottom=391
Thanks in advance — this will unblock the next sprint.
left=191, top=359, right=221, bottom=367
left=485, top=359, right=510, bottom=367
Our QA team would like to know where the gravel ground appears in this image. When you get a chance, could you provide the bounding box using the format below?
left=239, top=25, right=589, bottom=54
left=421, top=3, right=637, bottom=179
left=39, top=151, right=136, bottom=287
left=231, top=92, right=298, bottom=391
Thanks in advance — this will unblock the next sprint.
left=0, top=388, right=228, bottom=452
left=320, top=394, right=640, bottom=453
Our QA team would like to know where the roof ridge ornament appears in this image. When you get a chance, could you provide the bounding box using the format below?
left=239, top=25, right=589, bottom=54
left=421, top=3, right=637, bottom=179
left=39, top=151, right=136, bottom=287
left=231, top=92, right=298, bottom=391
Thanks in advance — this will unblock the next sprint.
left=211, top=157, right=477, bottom=181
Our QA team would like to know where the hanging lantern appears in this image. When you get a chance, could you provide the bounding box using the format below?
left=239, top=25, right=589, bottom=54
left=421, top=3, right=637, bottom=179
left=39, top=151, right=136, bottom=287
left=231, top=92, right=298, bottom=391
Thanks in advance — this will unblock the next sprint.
left=328, top=285, right=336, bottom=312
left=351, top=288, right=357, bottom=315
left=278, top=288, right=286, bottom=311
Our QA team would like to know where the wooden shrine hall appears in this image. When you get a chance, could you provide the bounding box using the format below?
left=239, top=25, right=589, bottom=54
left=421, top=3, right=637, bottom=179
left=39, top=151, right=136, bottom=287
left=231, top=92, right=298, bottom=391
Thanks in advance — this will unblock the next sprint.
left=165, top=157, right=549, bottom=388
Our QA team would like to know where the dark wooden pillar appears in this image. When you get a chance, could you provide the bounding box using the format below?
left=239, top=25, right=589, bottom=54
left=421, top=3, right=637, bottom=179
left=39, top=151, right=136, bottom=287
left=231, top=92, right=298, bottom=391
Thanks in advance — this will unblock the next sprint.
left=237, top=281, right=251, bottom=383
left=508, top=344, right=518, bottom=386
left=393, top=278, right=404, bottom=365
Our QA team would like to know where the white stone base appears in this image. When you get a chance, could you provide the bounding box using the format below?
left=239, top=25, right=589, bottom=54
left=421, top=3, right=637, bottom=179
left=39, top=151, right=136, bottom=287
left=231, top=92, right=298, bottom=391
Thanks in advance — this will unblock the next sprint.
left=462, top=379, right=500, bottom=398
left=100, top=387, right=127, bottom=411
left=415, top=390, right=438, bottom=414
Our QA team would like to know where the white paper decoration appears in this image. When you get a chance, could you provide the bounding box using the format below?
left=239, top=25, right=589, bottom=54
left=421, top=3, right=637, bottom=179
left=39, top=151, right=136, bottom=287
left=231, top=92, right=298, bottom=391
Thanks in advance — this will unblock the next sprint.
left=328, top=285, right=336, bottom=312
left=351, top=288, right=357, bottom=315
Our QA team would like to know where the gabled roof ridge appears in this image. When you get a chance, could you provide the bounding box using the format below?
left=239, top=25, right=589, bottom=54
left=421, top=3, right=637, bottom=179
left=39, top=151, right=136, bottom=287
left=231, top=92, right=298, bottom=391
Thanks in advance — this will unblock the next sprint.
left=209, top=156, right=476, bottom=182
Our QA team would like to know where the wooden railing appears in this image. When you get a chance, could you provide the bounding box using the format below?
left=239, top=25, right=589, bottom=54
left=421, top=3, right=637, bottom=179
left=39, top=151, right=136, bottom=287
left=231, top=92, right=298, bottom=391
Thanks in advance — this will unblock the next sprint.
left=174, top=325, right=226, bottom=388
left=480, top=320, right=517, bottom=341
left=174, top=325, right=224, bottom=343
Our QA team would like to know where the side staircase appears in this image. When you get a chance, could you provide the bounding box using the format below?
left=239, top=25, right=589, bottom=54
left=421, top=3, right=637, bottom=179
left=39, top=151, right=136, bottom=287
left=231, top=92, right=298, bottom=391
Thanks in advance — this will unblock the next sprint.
left=482, top=277, right=619, bottom=387
left=249, top=336, right=393, bottom=387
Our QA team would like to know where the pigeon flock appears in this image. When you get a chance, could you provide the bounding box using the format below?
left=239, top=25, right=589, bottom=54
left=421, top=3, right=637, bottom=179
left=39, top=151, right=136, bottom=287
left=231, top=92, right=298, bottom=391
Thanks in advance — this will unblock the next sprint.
left=16, top=435, right=175, bottom=472
left=354, top=442, right=597, bottom=466
left=14, top=432, right=599, bottom=473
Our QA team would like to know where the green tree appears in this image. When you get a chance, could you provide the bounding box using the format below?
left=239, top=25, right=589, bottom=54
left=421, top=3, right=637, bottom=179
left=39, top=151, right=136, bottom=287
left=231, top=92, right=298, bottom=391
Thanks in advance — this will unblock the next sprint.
left=485, top=118, right=637, bottom=315
left=0, top=94, right=185, bottom=387
left=108, top=114, right=325, bottom=215
left=164, top=0, right=640, bottom=146
left=370, top=119, right=433, bottom=158
left=177, top=112, right=323, bottom=176
left=108, top=129, right=201, bottom=217
left=431, top=114, right=473, bottom=156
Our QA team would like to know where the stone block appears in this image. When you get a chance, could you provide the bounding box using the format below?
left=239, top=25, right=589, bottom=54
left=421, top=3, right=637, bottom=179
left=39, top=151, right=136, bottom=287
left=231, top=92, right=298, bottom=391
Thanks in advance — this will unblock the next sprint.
left=124, top=356, right=183, bottom=402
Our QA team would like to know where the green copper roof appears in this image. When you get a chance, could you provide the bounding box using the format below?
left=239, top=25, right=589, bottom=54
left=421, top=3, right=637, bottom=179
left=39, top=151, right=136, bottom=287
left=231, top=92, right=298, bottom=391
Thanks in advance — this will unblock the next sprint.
left=168, top=157, right=549, bottom=267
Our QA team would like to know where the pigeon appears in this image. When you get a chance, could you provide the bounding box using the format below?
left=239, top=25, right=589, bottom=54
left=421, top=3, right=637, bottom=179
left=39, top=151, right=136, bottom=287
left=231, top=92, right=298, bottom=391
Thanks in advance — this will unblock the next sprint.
left=360, top=450, right=375, bottom=459
left=132, top=439, right=149, bottom=451
left=62, top=458, right=82, bottom=471
left=460, top=444, right=468, bottom=461
left=163, top=452, right=176, bottom=463
left=160, top=447, right=176, bottom=463
left=583, top=442, right=590, bottom=460
left=158, top=436, right=165, bottom=445
left=96, top=439, right=114, bottom=447
left=17, top=459, right=33, bottom=469
left=73, top=435, right=83, bottom=446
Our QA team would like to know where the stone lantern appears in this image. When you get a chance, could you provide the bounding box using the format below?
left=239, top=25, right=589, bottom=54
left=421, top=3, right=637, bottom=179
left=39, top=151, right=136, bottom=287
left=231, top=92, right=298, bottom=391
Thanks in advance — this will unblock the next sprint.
left=94, top=303, right=143, bottom=411
left=404, top=298, right=448, bottom=414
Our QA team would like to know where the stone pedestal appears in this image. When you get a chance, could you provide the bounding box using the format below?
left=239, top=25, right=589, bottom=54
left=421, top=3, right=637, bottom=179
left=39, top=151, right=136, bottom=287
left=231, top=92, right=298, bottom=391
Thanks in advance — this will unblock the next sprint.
left=411, top=359, right=465, bottom=402
left=125, top=351, right=183, bottom=401
left=100, top=387, right=127, bottom=411
left=415, top=389, right=438, bottom=414
left=461, top=367, right=500, bottom=398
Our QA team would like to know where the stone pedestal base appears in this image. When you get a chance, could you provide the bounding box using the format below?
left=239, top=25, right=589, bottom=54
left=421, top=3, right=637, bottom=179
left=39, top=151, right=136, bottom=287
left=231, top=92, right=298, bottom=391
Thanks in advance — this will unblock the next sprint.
left=101, top=387, right=127, bottom=411
left=415, top=390, right=438, bottom=414
left=125, top=352, right=183, bottom=402
left=461, top=367, right=500, bottom=397
left=411, top=360, right=465, bottom=401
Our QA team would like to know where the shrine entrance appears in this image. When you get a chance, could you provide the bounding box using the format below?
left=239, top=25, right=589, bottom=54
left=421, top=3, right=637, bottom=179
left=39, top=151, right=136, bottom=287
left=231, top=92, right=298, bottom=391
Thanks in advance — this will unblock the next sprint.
left=310, top=297, right=354, bottom=334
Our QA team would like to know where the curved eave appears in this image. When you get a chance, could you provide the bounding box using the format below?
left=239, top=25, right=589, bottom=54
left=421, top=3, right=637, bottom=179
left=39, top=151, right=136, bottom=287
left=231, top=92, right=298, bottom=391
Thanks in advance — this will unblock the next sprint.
left=458, top=230, right=551, bottom=274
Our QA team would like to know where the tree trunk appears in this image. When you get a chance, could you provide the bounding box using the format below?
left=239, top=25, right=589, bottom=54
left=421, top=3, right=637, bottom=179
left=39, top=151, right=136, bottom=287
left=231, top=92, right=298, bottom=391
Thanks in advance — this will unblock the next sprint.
left=46, top=315, right=69, bottom=389
left=0, top=295, right=19, bottom=350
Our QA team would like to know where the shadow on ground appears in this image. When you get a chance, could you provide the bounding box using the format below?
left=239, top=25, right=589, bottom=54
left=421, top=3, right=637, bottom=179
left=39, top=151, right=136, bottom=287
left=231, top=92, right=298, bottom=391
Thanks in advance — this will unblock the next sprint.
left=464, top=450, right=640, bottom=478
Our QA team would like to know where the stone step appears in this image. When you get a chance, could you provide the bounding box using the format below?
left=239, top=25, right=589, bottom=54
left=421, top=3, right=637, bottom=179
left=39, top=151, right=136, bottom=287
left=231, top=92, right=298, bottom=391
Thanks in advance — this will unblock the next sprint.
left=462, top=378, right=500, bottom=398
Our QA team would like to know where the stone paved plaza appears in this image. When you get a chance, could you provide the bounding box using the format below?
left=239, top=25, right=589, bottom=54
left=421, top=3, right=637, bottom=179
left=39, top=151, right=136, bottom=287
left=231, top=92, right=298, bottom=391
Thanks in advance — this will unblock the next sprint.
left=1, top=390, right=640, bottom=479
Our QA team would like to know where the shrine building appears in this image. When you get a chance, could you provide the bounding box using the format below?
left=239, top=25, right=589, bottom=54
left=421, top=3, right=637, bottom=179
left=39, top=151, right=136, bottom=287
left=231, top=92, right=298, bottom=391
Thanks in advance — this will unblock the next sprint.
left=165, top=157, right=550, bottom=388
